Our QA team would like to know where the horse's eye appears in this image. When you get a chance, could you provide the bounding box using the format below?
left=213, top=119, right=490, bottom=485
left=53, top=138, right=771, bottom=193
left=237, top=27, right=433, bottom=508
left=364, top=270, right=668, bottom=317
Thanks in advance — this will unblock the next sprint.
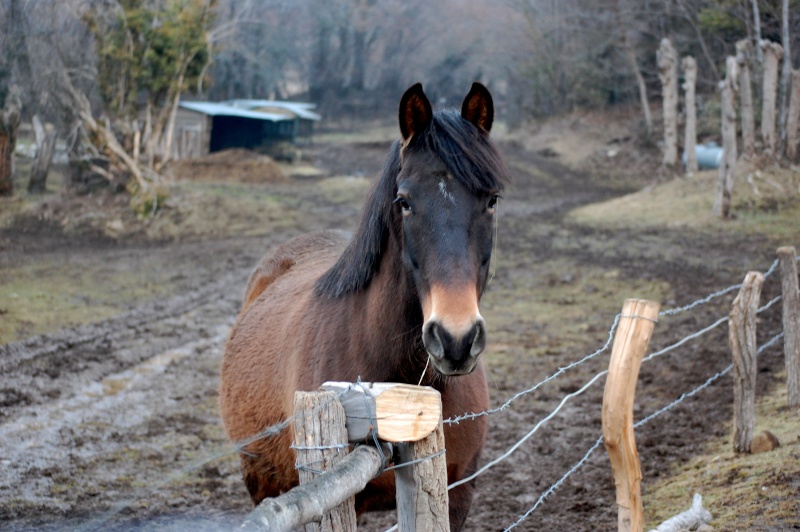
left=487, top=195, right=499, bottom=210
left=394, top=196, right=412, bottom=213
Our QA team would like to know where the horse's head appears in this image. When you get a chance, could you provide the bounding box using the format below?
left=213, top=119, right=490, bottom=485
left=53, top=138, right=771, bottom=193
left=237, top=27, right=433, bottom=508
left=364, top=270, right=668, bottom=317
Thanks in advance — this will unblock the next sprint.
left=396, top=83, right=506, bottom=376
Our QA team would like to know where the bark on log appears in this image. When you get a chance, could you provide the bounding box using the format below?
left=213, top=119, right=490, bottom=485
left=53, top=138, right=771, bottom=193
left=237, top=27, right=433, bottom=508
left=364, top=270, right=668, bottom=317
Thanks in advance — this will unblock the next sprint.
left=785, top=71, right=800, bottom=161
left=760, top=41, right=784, bottom=155
left=27, top=116, right=57, bottom=194
left=730, top=271, right=764, bottom=453
left=293, top=391, right=357, bottom=532
left=736, top=40, right=756, bottom=157
left=0, top=88, right=21, bottom=197
left=648, top=493, right=712, bottom=532
left=658, top=39, right=679, bottom=167
left=777, top=247, right=800, bottom=407
left=714, top=57, right=738, bottom=219
left=682, top=56, right=698, bottom=174
left=395, top=412, right=448, bottom=531
left=603, top=299, right=660, bottom=532
left=240, top=445, right=385, bottom=532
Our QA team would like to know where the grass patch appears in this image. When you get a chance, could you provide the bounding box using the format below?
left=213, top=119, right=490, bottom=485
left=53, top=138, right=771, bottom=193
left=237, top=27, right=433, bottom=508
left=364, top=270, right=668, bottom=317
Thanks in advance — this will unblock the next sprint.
left=569, top=166, right=800, bottom=242
left=643, top=378, right=800, bottom=529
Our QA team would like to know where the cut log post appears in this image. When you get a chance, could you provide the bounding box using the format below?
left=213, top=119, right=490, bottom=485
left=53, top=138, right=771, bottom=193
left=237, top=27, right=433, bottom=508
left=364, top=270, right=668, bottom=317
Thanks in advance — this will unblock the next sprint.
left=730, top=271, right=764, bottom=453
left=395, top=410, right=448, bottom=531
left=658, top=39, right=679, bottom=167
left=293, top=390, right=357, bottom=532
left=240, top=444, right=386, bottom=532
left=760, top=41, right=784, bottom=156
left=321, top=382, right=441, bottom=443
left=777, top=247, right=800, bottom=408
left=682, top=56, right=698, bottom=174
left=603, top=299, right=661, bottom=532
left=736, top=40, right=756, bottom=157
left=714, top=57, right=738, bottom=219
left=786, top=71, right=800, bottom=161
left=647, top=493, right=712, bottom=532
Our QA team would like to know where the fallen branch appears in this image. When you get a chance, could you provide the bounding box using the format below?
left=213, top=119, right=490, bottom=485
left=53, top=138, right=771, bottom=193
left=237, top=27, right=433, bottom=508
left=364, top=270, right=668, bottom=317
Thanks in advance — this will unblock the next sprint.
left=648, top=493, right=712, bottom=532
left=240, top=444, right=388, bottom=531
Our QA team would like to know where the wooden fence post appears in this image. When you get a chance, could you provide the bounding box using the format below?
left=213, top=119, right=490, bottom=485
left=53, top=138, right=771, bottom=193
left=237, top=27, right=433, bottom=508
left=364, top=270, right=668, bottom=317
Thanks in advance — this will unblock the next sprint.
left=603, top=299, right=660, bottom=532
left=658, top=39, right=679, bottom=167
left=735, top=40, right=756, bottom=158
left=294, top=390, right=357, bottom=532
left=682, top=56, right=698, bottom=174
left=714, top=56, right=738, bottom=219
left=777, top=247, right=800, bottom=408
left=761, top=41, right=784, bottom=155
left=730, top=271, right=764, bottom=453
left=395, top=414, right=449, bottom=531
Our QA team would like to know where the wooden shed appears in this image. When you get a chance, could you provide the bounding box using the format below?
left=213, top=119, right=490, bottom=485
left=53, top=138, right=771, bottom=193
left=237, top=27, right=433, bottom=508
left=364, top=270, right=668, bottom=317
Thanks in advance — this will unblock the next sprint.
left=172, top=100, right=321, bottom=160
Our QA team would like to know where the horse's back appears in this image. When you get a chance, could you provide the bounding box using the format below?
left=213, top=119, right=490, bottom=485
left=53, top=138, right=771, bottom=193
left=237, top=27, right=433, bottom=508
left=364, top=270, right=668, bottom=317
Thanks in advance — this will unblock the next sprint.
left=219, top=230, right=349, bottom=499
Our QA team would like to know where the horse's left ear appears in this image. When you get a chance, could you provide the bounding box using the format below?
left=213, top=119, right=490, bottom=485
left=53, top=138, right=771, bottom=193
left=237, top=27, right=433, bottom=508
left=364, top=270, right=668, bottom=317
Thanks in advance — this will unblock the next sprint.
left=461, top=82, right=494, bottom=134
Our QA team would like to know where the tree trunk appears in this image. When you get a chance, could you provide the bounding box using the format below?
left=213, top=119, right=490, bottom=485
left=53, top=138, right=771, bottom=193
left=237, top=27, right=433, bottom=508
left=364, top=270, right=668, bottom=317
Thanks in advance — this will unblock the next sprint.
left=760, top=41, right=784, bottom=156
left=778, top=0, right=791, bottom=151
left=786, top=70, right=800, bottom=161
left=751, top=0, right=763, bottom=64
left=714, top=57, right=738, bottom=219
left=27, top=115, right=57, bottom=194
left=682, top=56, right=698, bottom=174
left=628, top=47, right=652, bottom=132
left=736, top=40, right=756, bottom=157
left=0, top=89, right=21, bottom=196
left=657, top=38, right=679, bottom=168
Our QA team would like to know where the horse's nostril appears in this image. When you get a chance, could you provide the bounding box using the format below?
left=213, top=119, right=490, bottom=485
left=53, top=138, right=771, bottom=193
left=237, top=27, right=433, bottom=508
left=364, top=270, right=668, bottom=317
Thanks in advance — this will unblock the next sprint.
left=470, top=320, right=486, bottom=357
left=423, top=321, right=445, bottom=360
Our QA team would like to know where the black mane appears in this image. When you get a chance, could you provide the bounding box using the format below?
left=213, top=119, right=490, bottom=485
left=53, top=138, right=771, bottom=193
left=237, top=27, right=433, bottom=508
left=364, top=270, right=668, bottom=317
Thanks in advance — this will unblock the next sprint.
left=314, top=110, right=509, bottom=299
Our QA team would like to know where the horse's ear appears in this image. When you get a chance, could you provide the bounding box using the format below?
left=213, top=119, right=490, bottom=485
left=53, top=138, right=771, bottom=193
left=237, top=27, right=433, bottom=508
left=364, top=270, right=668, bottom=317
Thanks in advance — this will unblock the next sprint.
left=399, top=83, right=432, bottom=142
left=461, top=82, right=494, bottom=133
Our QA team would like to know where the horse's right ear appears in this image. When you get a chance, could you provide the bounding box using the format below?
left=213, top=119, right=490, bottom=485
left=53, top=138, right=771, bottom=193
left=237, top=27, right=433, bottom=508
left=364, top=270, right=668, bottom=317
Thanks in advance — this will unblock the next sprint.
left=399, top=83, right=432, bottom=142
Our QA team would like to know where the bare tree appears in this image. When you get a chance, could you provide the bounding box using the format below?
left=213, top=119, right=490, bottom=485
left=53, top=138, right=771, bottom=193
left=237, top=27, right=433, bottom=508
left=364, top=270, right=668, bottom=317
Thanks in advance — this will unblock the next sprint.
left=0, top=87, right=20, bottom=196
left=27, top=115, right=56, bottom=193
left=658, top=38, right=679, bottom=167
left=778, top=0, right=791, bottom=152
left=682, top=56, right=698, bottom=174
left=736, top=40, right=756, bottom=157
left=761, top=41, right=784, bottom=156
left=786, top=70, right=800, bottom=161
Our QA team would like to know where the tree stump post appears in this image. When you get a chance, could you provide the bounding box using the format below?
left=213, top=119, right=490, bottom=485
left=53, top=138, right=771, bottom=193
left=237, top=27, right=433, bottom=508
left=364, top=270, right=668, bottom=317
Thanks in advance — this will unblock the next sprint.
left=395, top=416, right=449, bottom=531
left=28, top=115, right=57, bottom=194
left=785, top=71, right=800, bottom=162
left=682, top=56, right=698, bottom=174
left=760, top=41, right=784, bottom=156
left=714, top=57, right=738, bottom=219
left=603, top=299, right=660, bottom=532
left=735, top=40, right=756, bottom=157
left=658, top=39, right=679, bottom=168
left=777, top=247, right=800, bottom=408
left=730, top=271, right=764, bottom=453
left=293, top=390, right=357, bottom=532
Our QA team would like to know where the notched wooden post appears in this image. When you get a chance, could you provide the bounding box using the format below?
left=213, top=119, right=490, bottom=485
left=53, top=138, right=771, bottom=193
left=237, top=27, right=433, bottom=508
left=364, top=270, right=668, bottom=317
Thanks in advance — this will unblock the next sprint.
left=603, top=298, right=660, bottom=532
left=294, top=390, right=357, bottom=531
left=777, top=247, right=800, bottom=407
left=730, top=271, right=764, bottom=453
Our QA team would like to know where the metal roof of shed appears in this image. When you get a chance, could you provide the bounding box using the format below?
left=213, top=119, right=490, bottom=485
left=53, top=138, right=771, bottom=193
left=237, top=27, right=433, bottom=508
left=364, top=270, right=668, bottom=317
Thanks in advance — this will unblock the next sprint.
left=179, top=101, right=291, bottom=121
left=224, top=100, right=322, bottom=121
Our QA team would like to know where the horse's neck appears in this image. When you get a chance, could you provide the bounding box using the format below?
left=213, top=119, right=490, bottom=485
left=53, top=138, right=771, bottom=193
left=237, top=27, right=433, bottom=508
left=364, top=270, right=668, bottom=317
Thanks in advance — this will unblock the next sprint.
left=361, top=240, right=427, bottom=382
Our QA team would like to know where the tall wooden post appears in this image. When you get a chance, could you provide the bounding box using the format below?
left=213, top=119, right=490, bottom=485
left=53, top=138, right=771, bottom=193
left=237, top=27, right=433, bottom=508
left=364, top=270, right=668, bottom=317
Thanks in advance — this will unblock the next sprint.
left=785, top=71, right=800, bottom=161
left=395, top=417, right=449, bottom=531
left=760, top=41, right=784, bottom=155
left=682, top=56, right=698, bottom=174
left=777, top=247, right=800, bottom=407
left=603, top=299, right=660, bottom=532
left=293, top=391, right=357, bottom=532
left=658, top=39, right=679, bottom=167
left=735, top=40, right=756, bottom=157
left=730, top=271, right=764, bottom=453
left=714, top=57, right=738, bottom=219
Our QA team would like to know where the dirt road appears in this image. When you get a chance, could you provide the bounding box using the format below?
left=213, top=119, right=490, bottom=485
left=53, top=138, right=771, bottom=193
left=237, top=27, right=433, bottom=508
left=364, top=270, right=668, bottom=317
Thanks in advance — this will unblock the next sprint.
left=0, top=139, right=789, bottom=531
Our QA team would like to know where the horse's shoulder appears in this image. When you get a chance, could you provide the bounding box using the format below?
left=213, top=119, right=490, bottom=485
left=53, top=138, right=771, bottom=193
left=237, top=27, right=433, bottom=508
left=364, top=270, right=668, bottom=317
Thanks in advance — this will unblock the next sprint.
left=241, top=231, right=350, bottom=310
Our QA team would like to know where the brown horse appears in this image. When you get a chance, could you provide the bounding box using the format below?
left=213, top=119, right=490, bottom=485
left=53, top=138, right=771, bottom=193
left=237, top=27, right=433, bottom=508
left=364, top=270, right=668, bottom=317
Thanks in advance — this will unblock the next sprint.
left=219, top=82, right=509, bottom=530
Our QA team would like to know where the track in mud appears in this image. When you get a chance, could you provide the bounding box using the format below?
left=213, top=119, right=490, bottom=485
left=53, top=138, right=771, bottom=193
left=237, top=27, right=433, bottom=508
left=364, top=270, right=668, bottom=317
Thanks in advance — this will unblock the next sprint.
left=0, top=141, right=789, bottom=531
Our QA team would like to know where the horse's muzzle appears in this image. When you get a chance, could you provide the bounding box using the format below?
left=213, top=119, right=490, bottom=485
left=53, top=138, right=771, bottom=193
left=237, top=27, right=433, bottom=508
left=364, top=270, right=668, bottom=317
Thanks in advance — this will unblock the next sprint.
left=422, top=318, right=486, bottom=375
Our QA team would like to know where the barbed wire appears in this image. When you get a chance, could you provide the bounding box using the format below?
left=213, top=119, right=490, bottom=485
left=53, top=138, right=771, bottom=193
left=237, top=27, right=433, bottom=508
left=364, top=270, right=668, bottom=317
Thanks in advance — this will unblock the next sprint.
left=502, top=329, right=786, bottom=530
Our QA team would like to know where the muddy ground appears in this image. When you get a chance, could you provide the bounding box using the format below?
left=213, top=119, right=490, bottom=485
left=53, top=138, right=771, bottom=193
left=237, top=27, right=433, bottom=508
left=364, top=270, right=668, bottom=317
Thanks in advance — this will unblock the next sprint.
left=0, top=130, right=795, bottom=531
